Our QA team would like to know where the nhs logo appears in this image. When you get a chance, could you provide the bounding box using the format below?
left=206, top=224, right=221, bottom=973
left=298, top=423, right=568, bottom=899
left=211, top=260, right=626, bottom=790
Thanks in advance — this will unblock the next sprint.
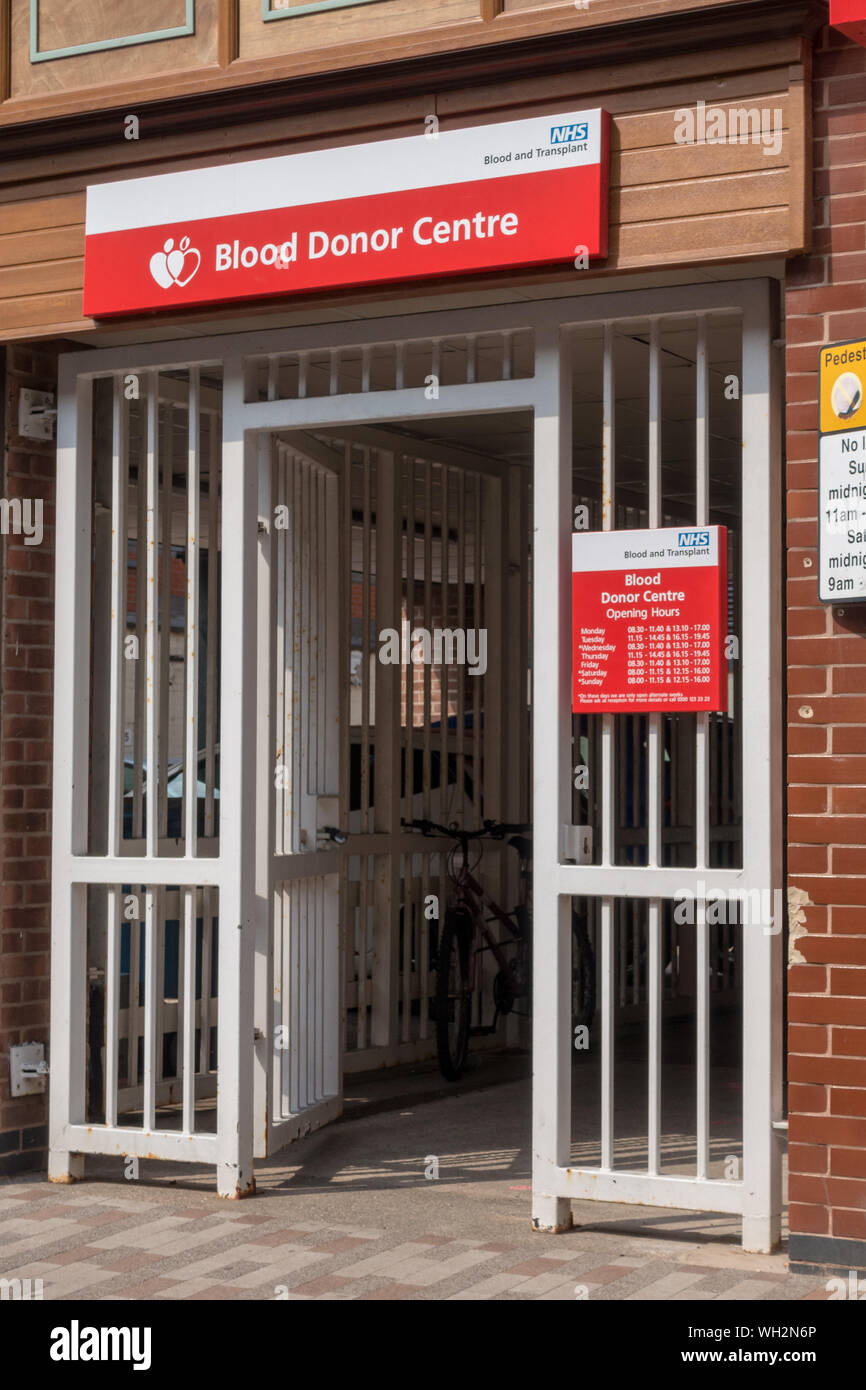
left=550, top=122, right=588, bottom=144
left=678, top=531, right=710, bottom=548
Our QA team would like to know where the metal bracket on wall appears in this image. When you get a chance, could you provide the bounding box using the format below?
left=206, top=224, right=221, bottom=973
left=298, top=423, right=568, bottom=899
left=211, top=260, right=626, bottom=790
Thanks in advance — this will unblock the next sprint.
left=18, top=388, right=57, bottom=441
left=10, top=1042, right=49, bottom=1096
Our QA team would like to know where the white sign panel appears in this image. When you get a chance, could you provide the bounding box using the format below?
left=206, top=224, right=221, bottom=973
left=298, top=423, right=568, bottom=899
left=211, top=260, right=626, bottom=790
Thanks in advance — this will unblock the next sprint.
left=819, top=430, right=866, bottom=601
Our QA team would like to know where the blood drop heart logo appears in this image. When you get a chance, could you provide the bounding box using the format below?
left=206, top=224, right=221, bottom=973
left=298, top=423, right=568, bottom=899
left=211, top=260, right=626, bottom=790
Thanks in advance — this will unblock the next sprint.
left=149, top=235, right=201, bottom=290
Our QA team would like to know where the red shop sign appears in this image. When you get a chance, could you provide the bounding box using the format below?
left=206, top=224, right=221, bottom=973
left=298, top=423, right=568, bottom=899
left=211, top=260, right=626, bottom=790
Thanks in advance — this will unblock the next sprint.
left=831, top=1, right=866, bottom=46
left=572, top=526, right=728, bottom=715
left=83, top=109, right=609, bottom=318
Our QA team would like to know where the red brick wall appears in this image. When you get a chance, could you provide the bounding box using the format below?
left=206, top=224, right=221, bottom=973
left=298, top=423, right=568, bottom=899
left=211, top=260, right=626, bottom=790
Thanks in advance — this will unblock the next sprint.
left=0, top=343, right=58, bottom=1175
left=786, top=22, right=866, bottom=1271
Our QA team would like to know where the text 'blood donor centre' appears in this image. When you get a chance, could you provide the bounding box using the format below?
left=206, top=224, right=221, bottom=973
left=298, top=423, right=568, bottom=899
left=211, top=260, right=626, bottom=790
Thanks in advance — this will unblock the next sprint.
left=572, top=526, right=728, bottom=714
left=82, top=110, right=608, bottom=317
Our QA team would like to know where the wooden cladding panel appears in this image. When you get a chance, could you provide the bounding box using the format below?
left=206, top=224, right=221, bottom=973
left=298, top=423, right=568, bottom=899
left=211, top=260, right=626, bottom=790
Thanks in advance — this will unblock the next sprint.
left=502, top=0, right=742, bottom=15
left=0, top=1, right=777, bottom=126
left=0, top=41, right=809, bottom=339
left=11, top=0, right=218, bottom=99
left=239, top=0, right=478, bottom=62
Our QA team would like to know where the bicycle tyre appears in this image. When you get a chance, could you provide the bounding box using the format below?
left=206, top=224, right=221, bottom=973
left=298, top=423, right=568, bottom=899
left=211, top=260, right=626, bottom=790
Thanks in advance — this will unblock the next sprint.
left=436, top=908, right=473, bottom=1081
left=572, top=912, right=596, bottom=1030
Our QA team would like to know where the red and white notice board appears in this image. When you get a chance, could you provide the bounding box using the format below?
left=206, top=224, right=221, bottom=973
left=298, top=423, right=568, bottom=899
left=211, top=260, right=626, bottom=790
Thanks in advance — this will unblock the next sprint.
left=572, top=526, right=728, bottom=715
left=83, top=109, right=609, bottom=317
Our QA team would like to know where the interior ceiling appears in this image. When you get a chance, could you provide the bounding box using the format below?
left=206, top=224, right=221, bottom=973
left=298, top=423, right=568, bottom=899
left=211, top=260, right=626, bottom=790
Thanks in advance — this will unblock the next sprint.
left=324, top=317, right=744, bottom=522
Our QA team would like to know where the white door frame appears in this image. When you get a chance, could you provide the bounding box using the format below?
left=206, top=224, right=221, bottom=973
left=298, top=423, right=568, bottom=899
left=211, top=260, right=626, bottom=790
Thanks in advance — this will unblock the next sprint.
left=50, top=279, right=781, bottom=1220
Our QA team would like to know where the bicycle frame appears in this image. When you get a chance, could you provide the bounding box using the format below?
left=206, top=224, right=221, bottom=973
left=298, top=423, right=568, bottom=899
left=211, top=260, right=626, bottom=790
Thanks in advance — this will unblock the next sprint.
left=449, top=848, right=529, bottom=1002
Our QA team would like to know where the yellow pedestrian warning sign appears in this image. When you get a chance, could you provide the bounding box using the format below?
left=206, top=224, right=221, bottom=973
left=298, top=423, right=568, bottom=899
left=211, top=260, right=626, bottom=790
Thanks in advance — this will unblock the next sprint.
left=818, top=337, right=866, bottom=604
left=820, top=338, right=866, bottom=434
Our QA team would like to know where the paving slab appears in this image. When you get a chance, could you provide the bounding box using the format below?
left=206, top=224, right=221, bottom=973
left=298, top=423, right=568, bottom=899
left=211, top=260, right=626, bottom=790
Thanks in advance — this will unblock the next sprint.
left=0, top=1072, right=828, bottom=1302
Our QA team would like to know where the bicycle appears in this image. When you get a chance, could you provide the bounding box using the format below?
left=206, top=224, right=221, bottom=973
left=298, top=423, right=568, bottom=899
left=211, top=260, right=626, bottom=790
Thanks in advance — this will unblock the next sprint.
left=402, top=817, right=596, bottom=1081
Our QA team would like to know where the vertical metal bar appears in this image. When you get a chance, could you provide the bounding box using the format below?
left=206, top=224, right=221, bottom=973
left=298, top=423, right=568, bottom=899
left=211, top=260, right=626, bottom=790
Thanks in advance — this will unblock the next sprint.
left=300, top=459, right=313, bottom=845
left=108, top=377, right=128, bottom=858
left=696, top=898, right=710, bottom=1179
left=158, top=403, right=172, bottom=842
left=105, top=888, right=119, bottom=1128
left=340, top=447, right=352, bottom=1061
left=695, top=316, right=711, bottom=1181
left=306, top=877, right=315, bottom=1105
left=128, top=907, right=141, bottom=1088
left=204, top=418, right=219, bottom=840
left=647, top=317, right=662, bottom=1177
left=472, top=472, right=482, bottom=827
left=457, top=473, right=465, bottom=819
left=440, top=466, right=449, bottom=821
left=285, top=451, right=296, bottom=854
left=357, top=844, right=369, bottom=1050
left=278, top=887, right=289, bottom=1117
left=215, top=365, right=257, bottom=1195
left=647, top=898, right=661, bottom=1173
left=603, top=900, right=617, bottom=1173
left=423, top=461, right=433, bottom=820
left=618, top=898, right=626, bottom=1008
left=316, top=877, right=325, bottom=1099
left=185, top=368, right=201, bottom=854
left=406, top=459, right=416, bottom=817
left=403, top=868, right=413, bottom=1044
left=361, top=450, right=372, bottom=833
left=307, top=463, right=318, bottom=814
left=143, top=887, right=158, bottom=1130
left=317, top=467, right=328, bottom=788
left=600, top=321, right=616, bottom=1170
left=370, top=450, right=401, bottom=1053
left=419, top=859, right=430, bottom=1041
left=144, top=373, right=160, bottom=858
left=275, top=451, right=287, bottom=856
left=289, top=884, right=299, bottom=1110
left=199, top=889, right=212, bottom=1075
left=530, top=324, right=573, bottom=1233
left=741, top=284, right=783, bottom=1252
left=182, top=885, right=195, bottom=1132
left=291, top=459, right=303, bottom=851
left=254, top=433, right=275, bottom=1151
left=696, top=316, right=710, bottom=871
left=133, top=404, right=147, bottom=842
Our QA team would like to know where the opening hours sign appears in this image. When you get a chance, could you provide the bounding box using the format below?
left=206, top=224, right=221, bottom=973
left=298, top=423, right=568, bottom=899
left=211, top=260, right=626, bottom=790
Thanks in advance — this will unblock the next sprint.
left=572, top=525, right=728, bottom=714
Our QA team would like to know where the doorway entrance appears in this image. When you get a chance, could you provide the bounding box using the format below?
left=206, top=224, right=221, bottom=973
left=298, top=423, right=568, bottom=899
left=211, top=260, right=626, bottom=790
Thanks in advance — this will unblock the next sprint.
left=50, top=280, right=782, bottom=1249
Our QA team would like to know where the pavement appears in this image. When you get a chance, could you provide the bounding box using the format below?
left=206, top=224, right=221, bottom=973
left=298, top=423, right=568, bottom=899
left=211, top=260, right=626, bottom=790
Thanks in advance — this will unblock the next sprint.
left=0, top=1060, right=832, bottom=1302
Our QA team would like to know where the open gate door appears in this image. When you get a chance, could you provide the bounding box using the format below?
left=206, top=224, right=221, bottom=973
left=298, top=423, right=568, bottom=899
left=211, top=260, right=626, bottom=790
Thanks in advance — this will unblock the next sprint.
left=254, top=435, right=344, bottom=1156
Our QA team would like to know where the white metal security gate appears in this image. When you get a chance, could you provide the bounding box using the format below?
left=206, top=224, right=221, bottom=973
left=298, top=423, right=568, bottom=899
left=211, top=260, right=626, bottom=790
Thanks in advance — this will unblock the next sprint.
left=254, top=437, right=343, bottom=1152
left=532, top=280, right=783, bottom=1253
left=51, top=281, right=781, bottom=1227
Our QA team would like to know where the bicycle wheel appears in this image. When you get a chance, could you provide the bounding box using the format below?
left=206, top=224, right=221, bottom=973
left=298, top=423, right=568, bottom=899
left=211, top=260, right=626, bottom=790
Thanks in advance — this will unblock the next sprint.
left=436, top=908, right=473, bottom=1080
left=572, top=912, right=596, bottom=1030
